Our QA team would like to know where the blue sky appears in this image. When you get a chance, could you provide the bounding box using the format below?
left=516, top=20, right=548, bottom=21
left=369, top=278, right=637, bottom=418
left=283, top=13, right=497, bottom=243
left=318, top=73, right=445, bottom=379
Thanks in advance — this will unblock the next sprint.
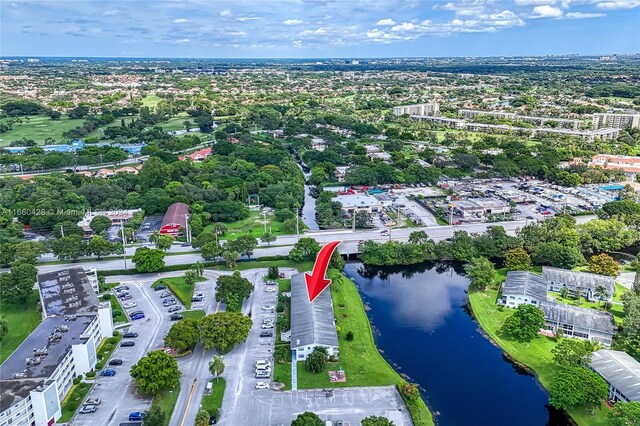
left=1, top=0, right=639, bottom=58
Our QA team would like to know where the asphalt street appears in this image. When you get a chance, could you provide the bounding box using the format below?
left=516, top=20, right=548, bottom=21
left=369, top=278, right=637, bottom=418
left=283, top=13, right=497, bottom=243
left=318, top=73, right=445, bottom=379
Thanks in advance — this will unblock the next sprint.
left=35, top=215, right=597, bottom=275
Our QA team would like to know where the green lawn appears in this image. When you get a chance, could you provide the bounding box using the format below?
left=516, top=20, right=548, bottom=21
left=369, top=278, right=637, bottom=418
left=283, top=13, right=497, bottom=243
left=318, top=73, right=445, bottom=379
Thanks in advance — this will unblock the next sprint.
left=205, top=211, right=293, bottom=240
left=212, top=259, right=314, bottom=273
left=141, top=94, right=162, bottom=107
left=551, top=293, right=624, bottom=325
left=273, top=357, right=292, bottom=389
left=150, top=384, right=181, bottom=426
left=151, top=276, right=205, bottom=309
left=100, top=293, right=127, bottom=324
left=95, top=334, right=123, bottom=370
left=182, top=310, right=206, bottom=321
left=469, top=286, right=611, bottom=426
left=58, top=382, right=92, bottom=422
left=0, top=290, right=42, bottom=364
left=0, top=115, right=97, bottom=145
left=201, top=378, right=226, bottom=418
left=158, top=113, right=190, bottom=131
left=613, top=283, right=628, bottom=303
left=292, top=271, right=434, bottom=425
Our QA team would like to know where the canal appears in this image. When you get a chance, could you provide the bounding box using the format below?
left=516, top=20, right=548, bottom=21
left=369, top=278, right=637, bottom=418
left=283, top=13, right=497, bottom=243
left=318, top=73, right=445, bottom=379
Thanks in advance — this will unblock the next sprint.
left=343, top=262, right=571, bottom=426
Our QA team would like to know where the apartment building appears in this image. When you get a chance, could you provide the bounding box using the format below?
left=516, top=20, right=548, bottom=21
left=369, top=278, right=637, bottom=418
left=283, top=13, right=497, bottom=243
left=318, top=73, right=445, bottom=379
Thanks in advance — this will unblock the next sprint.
left=0, top=267, right=113, bottom=426
left=392, top=102, right=440, bottom=117
left=589, top=154, right=640, bottom=182
left=592, top=113, right=640, bottom=130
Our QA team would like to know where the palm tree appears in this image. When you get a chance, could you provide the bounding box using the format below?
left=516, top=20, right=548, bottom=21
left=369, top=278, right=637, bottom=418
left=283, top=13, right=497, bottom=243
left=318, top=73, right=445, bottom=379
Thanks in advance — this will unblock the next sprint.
left=209, top=355, right=225, bottom=382
left=594, top=285, right=609, bottom=306
left=560, top=286, right=569, bottom=301
left=212, top=223, right=227, bottom=237
left=223, top=251, right=238, bottom=269
left=149, top=230, right=160, bottom=245
left=193, top=261, right=204, bottom=277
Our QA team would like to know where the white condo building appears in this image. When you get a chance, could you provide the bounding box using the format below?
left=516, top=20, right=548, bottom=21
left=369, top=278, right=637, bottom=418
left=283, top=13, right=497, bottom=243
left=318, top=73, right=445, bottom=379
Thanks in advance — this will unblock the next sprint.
left=592, top=113, right=640, bottom=130
left=0, top=267, right=113, bottom=426
left=393, top=102, right=440, bottom=117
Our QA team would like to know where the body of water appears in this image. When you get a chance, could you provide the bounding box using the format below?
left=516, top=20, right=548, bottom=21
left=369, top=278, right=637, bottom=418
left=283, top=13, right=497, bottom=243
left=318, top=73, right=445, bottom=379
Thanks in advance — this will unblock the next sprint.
left=343, top=262, right=570, bottom=426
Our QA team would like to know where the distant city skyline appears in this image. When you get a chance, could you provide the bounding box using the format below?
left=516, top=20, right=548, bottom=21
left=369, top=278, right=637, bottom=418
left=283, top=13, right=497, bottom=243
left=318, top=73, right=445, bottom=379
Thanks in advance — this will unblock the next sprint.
left=1, top=0, right=639, bottom=58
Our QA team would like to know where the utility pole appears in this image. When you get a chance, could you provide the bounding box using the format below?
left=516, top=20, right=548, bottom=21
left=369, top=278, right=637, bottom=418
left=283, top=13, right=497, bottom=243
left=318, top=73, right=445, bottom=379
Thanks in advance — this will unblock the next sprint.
left=184, top=214, right=191, bottom=244
left=295, top=208, right=300, bottom=242
left=120, top=220, right=128, bottom=270
left=60, top=224, right=65, bottom=238
left=352, top=211, right=356, bottom=231
left=263, top=210, right=268, bottom=234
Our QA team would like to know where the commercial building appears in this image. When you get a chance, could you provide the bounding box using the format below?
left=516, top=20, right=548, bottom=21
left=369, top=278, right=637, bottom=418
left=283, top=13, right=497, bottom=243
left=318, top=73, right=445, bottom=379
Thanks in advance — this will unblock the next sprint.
left=540, top=302, right=615, bottom=347
left=592, top=113, right=640, bottom=130
left=590, top=349, right=640, bottom=402
left=159, top=202, right=189, bottom=236
left=498, top=271, right=549, bottom=308
left=589, top=154, right=640, bottom=182
left=332, top=194, right=383, bottom=214
left=0, top=267, right=113, bottom=426
left=290, top=273, right=339, bottom=361
left=543, top=267, right=615, bottom=302
left=76, top=209, right=142, bottom=233
left=393, top=102, right=439, bottom=117
left=452, top=198, right=509, bottom=219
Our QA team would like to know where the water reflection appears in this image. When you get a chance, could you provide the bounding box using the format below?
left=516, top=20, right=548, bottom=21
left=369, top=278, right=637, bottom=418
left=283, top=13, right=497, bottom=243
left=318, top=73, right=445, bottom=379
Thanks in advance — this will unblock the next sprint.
left=344, top=262, right=571, bottom=426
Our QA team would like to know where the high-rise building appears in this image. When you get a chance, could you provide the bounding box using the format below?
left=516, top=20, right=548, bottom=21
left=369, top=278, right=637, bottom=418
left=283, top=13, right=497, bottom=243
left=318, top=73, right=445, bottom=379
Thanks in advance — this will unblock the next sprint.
left=392, top=102, right=440, bottom=117
left=592, top=113, right=640, bottom=130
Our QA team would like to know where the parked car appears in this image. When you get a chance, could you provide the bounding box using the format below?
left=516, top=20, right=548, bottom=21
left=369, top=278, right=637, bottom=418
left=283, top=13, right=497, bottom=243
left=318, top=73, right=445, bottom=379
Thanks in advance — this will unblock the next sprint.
left=255, top=381, right=270, bottom=390
left=120, top=294, right=133, bottom=301
left=380, top=229, right=389, bottom=236
left=265, top=281, right=277, bottom=286
left=108, top=359, right=123, bottom=366
left=154, top=285, right=167, bottom=291
left=129, top=311, right=144, bottom=316
left=79, top=405, right=97, bottom=414
left=170, top=313, right=185, bottom=321
left=264, top=287, right=276, bottom=293
left=115, top=286, right=129, bottom=292
left=123, top=332, right=138, bottom=338
left=261, top=324, right=274, bottom=329
left=160, top=292, right=172, bottom=298
left=259, top=331, right=273, bottom=338
left=129, top=412, right=147, bottom=421
left=117, top=291, right=130, bottom=298
left=121, top=341, right=135, bottom=347
left=84, top=398, right=101, bottom=406
left=255, top=371, right=271, bottom=379
left=191, top=296, right=204, bottom=302
left=131, top=313, right=145, bottom=321
left=262, top=305, right=275, bottom=311
left=168, top=306, right=181, bottom=313
left=123, top=302, right=137, bottom=309
left=163, top=300, right=177, bottom=307
left=100, top=369, right=116, bottom=376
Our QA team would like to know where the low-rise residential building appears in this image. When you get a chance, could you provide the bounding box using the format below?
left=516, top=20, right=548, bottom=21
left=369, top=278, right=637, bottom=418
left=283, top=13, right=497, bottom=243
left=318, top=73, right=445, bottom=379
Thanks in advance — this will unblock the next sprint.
left=310, top=137, right=327, bottom=151
left=540, top=302, right=615, bottom=347
left=335, top=166, right=349, bottom=183
left=542, top=267, right=615, bottom=302
left=368, top=152, right=392, bottom=163
left=592, top=113, right=640, bottom=130
left=590, top=349, right=640, bottom=402
left=332, top=194, right=383, bottom=214
left=498, top=271, right=549, bottom=308
left=589, top=154, right=640, bottom=182
left=181, top=147, right=212, bottom=162
left=290, top=273, right=339, bottom=361
left=0, top=267, right=113, bottom=426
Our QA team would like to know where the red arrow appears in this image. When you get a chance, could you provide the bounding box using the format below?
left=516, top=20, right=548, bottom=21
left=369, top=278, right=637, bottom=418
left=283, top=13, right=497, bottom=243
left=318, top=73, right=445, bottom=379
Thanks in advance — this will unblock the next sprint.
left=305, top=241, right=341, bottom=303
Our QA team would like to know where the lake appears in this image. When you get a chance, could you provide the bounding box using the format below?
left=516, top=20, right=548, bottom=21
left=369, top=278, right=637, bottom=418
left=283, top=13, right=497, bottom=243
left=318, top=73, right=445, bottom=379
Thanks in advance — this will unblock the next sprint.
left=343, top=262, right=571, bottom=426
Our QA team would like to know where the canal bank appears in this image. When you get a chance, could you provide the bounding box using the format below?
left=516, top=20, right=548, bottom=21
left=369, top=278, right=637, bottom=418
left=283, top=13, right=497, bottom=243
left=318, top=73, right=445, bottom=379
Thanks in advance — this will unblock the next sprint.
left=344, top=262, right=570, bottom=426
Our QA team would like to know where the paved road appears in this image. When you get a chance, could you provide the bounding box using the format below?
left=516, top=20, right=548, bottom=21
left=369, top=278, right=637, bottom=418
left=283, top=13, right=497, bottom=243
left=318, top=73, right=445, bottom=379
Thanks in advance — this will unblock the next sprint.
left=35, top=216, right=597, bottom=274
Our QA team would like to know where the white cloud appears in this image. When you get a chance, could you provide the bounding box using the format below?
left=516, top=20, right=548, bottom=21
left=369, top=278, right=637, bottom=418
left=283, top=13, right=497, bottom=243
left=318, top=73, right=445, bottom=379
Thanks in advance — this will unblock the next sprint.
left=451, top=18, right=465, bottom=26
left=236, top=17, right=259, bottom=22
left=376, top=18, right=396, bottom=26
left=391, top=22, right=417, bottom=32
left=220, top=9, right=232, bottom=17
left=171, top=38, right=190, bottom=45
left=173, top=18, right=187, bottom=23
left=597, top=0, right=640, bottom=9
left=293, top=40, right=303, bottom=47
left=532, top=5, right=563, bottom=17
left=102, top=10, right=119, bottom=16
left=565, top=11, right=606, bottom=18
left=515, top=0, right=556, bottom=5
left=283, top=19, right=303, bottom=25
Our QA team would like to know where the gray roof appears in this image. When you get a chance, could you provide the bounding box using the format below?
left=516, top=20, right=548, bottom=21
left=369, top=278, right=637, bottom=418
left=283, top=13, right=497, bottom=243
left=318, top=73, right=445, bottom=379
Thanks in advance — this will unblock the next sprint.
left=502, top=271, right=548, bottom=301
left=540, top=301, right=615, bottom=335
left=591, top=350, right=640, bottom=401
left=542, top=267, right=615, bottom=294
left=38, top=266, right=99, bottom=316
left=290, top=273, right=339, bottom=349
left=0, top=315, right=95, bottom=411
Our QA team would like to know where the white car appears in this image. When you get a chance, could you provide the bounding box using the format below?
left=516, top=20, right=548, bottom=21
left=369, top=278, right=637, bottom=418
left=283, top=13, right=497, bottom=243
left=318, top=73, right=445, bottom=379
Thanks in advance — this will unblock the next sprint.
left=264, top=287, right=276, bottom=293
left=262, top=305, right=275, bottom=311
left=123, top=302, right=137, bottom=309
left=255, top=381, right=270, bottom=389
